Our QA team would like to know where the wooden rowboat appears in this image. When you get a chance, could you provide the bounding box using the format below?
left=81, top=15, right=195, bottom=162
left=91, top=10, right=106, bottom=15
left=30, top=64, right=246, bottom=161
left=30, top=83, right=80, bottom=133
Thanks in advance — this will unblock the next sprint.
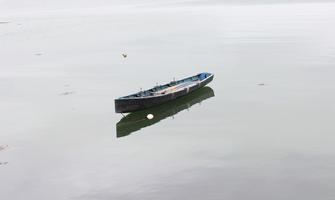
left=115, top=72, right=214, bottom=113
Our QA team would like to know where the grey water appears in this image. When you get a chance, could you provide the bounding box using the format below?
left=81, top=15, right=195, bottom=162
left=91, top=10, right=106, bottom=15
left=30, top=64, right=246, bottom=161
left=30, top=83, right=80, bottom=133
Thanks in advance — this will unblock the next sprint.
left=1, top=1, right=335, bottom=199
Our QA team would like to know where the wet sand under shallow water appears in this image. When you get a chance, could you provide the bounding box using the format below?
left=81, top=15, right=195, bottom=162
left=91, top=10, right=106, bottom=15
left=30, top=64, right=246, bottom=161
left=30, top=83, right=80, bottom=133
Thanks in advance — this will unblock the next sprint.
left=1, top=0, right=335, bottom=200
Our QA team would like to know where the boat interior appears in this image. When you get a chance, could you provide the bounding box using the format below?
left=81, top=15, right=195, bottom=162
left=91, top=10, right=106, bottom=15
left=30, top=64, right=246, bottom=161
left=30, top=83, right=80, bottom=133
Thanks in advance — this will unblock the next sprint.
left=119, top=72, right=212, bottom=99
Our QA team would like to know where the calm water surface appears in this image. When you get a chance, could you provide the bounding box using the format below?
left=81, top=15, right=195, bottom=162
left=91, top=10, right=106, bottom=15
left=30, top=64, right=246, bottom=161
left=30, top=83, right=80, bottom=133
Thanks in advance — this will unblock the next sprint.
left=0, top=1, right=335, bottom=200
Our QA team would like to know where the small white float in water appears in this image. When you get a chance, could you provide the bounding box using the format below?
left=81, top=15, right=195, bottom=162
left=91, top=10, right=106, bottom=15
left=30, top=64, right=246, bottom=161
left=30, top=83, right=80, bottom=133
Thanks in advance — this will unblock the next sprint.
left=147, top=114, right=154, bottom=120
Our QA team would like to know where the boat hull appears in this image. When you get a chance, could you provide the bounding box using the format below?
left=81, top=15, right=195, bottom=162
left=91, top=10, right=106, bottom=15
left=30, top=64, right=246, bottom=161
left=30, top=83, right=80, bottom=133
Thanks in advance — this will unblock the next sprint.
left=116, top=87, right=215, bottom=137
left=115, top=73, right=214, bottom=113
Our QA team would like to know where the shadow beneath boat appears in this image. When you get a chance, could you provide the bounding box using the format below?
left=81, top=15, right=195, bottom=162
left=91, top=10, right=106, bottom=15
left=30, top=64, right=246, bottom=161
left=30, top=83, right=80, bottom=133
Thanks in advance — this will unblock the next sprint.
left=116, top=86, right=215, bottom=138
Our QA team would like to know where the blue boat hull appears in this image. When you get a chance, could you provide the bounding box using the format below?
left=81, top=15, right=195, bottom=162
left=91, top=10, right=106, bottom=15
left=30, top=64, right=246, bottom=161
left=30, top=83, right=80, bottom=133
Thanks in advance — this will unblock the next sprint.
left=115, top=73, right=214, bottom=113
left=116, top=86, right=215, bottom=137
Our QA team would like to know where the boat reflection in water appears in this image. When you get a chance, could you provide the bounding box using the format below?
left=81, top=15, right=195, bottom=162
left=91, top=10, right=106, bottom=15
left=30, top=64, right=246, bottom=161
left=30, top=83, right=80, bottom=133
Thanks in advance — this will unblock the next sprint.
left=116, top=86, right=215, bottom=138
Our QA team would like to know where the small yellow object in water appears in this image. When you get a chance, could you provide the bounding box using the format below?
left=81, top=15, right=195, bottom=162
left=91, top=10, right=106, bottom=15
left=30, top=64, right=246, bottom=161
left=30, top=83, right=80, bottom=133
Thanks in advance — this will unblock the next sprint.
left=122, top=54, right=127, bottom=58
left=147, top=114, right=154, bottom=120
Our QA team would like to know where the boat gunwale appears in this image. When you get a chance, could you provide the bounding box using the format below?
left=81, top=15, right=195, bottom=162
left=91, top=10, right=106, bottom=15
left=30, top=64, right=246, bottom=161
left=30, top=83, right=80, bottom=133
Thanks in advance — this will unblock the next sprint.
left=116, top=73, right=214, bottom=100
